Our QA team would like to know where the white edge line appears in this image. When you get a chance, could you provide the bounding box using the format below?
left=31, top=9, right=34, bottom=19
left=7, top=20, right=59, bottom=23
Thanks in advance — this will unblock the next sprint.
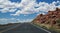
left=30, top=23, right=51, bottom=33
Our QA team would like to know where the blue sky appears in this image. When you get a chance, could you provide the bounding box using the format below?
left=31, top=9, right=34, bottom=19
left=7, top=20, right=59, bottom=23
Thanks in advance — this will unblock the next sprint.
left=0, top=0, right=60, bottom=24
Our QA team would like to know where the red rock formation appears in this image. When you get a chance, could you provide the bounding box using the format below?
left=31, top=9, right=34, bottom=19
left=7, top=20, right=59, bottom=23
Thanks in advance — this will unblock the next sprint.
left=32, top=8, right=60, bottom=25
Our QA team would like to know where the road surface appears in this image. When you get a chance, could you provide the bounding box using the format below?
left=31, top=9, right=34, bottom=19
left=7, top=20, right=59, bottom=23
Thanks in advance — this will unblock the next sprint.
left=0, top=24, right=19, bottom=31
left=1, top=23, right=52, bottom=33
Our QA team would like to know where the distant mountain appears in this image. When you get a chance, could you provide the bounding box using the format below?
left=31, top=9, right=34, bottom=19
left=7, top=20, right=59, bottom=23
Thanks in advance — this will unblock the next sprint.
left=32, top=8, right=60, bottom=28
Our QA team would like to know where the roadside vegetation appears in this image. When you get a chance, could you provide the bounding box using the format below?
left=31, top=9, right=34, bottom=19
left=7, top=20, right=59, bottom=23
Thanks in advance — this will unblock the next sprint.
left=32, top=8, right=60, bottom=33
left=32, top=20, right=60, bottom=33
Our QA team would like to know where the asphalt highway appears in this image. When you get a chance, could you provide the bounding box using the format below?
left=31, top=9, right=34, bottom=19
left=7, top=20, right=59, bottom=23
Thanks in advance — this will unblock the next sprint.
left=1, top=23, right=51, bottom=33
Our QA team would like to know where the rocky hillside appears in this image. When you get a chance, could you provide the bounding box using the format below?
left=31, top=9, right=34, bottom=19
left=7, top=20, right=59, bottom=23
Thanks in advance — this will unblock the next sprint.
left=32, top=8, right=60, bottom=28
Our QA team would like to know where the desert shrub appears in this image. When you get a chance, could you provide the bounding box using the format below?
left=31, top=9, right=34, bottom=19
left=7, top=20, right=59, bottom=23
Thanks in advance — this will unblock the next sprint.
left=41, top=26, right=47, bottom=29
left=49, top=27, right=55, bottom=30
left=56, top=19, right=60, bottom=23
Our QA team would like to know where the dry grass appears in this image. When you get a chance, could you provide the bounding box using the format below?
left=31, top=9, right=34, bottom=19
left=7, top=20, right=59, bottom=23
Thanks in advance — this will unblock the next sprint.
left=32, top=22, right=60, bottom=33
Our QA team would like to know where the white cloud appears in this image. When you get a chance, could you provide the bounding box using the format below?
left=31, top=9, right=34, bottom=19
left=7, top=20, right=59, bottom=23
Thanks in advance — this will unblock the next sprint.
left=17, top=19, right=33, bottom=23
left=0, top=0, right=18, bottom=13
left=0, top=18, right=17, bottom=24
left=0, top=0, right=60, bottom=16
left=11, top=0, right=60, bottom=16
left=0, top=18, right=33, bottom=24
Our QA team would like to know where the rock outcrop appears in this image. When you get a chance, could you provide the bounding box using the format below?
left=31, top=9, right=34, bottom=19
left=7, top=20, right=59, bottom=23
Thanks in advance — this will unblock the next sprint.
left=32, top=8, right=60, bottom=27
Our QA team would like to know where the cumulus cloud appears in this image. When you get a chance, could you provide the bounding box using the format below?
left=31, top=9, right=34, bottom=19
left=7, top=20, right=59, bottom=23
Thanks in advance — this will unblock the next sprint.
left=11, top=0, right=60, bottom=16
left=17, top=19, right=33, bottom=23
left=0, top=0, right=18, bottom=13
left=0, top=0, right=60, bottom=16
left=0, top=18, right=18, bottom=24
left=0, top=18, right=33, bottom=24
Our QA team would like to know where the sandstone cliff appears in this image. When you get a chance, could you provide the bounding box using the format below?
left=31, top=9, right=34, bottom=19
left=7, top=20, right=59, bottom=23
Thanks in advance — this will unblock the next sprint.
left=32, top=8, right=60, bottom=28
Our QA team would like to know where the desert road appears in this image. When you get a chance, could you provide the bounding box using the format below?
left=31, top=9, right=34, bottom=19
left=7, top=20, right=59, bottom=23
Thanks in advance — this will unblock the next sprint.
left=0, top=23, right=57, bottom=33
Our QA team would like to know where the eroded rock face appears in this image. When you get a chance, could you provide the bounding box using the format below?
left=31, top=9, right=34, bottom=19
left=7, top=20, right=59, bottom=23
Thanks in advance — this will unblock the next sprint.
left=32, top=8, right=60, bottom=26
